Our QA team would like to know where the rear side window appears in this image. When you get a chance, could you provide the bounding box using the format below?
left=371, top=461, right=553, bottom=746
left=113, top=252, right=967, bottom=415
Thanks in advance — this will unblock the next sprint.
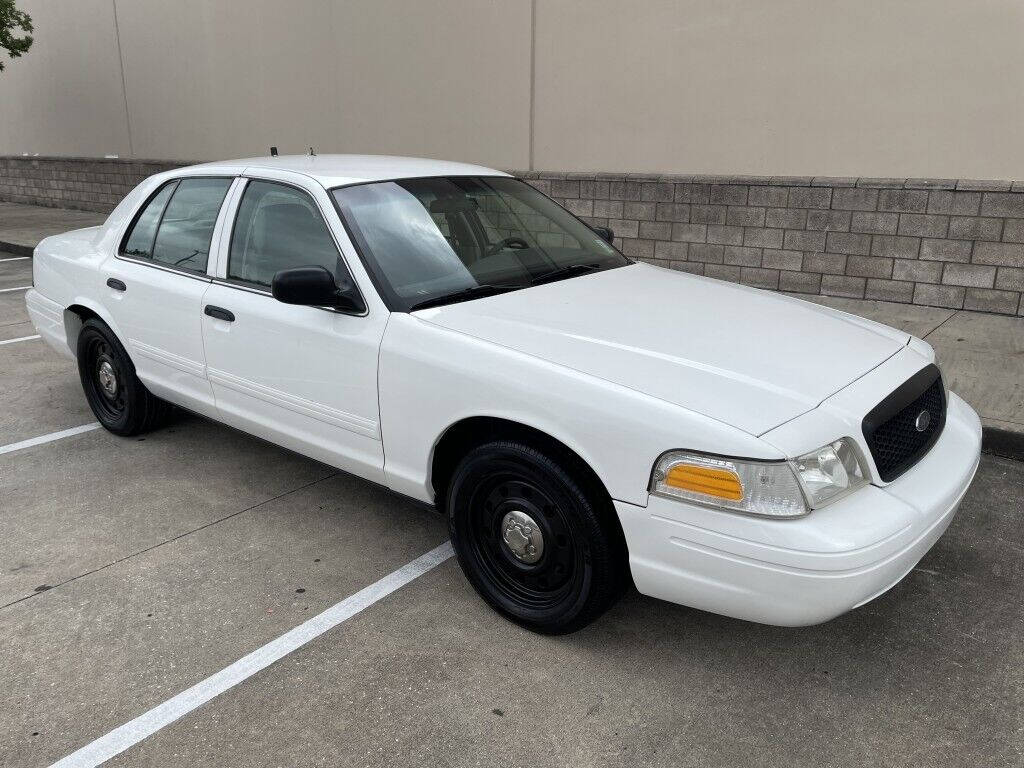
left=122, top=177, right=231, bottom=274
left=227, top=180, right=342, bottom=288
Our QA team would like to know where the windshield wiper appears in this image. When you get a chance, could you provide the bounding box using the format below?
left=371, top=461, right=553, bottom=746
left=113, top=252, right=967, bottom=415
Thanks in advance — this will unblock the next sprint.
left=408, top=283, right=521, bottom=311
left=408, top=264, right=605, bottom=311
left=529, top=263, right=602, bottom=286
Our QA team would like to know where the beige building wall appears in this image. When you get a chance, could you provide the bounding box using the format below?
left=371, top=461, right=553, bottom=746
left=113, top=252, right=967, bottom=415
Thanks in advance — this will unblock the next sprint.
left=2, top=0, right=1023, bottom=178
left=1, top=0, right=532, bottom=169
left=533, top=0, right=1024, bottom=178
left=112, top=0, right=531, bottom=167
left=0, top=0, right=132, bottom=158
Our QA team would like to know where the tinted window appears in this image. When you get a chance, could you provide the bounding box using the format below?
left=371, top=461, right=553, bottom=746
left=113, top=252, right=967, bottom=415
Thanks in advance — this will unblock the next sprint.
left=151, top=178, right=232, bottom=273
left=228, top=180, right=341, bottom=288
left=123, top=182, right=176, bottom=258
left=332, top=176, right=626, bottom=311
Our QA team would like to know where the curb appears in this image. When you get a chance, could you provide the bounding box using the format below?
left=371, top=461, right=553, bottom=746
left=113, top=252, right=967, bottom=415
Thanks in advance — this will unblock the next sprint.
left=0, top=239, right=33, bottom=257
left=981, top=426, right=1024, bottom=463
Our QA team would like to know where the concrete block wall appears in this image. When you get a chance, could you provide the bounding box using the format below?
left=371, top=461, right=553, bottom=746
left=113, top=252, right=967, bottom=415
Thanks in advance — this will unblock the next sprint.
left=2, top=157, right=1024, bottom=316
left=520, top=172, right=1024, bottom=316
left=0, top=156, right=185, bottom=213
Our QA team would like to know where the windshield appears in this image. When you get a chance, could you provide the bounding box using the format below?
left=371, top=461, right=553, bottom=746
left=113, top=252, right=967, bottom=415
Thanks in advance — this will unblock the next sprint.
left=332, top=176, right=629, bottom=311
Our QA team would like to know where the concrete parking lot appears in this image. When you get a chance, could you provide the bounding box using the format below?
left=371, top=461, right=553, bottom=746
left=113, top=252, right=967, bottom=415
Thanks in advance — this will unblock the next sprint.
left=1, top=251, right=1023, bottom=768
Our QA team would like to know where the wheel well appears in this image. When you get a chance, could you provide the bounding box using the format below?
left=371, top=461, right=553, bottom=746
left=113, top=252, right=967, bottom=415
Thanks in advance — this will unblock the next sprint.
left=431, top=417, right=611, bottom=510
left=430, top=416, right=630, bottom=575
left=64, top=305, right=102, bottom=355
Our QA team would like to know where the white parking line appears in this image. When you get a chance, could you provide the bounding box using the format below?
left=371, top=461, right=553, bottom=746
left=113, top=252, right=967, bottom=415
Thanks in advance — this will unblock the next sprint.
left=0, top=285, right=32, bottom=293
left=0, top=334, right=41, bottom=345
left=0, top=256, right=30, bottom=262
left=49, top=540, right=455, bottom=768
left=0, top=423, right=102, bottom=455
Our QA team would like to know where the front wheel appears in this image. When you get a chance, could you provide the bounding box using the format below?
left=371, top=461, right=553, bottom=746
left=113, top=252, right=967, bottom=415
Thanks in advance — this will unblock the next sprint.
left=447, top=440, right=627, bottom=634
left=77, top=318, right=169, bottom=436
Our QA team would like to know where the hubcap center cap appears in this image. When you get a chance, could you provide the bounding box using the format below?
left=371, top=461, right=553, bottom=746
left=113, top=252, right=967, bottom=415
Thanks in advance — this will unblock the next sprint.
left=97, top=360, right=118, bottom=398
left=500, top=510, right=543, bottom=564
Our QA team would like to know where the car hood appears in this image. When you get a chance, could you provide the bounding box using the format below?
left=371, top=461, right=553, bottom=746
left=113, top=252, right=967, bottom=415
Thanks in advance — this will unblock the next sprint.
left=412, top=263, right=909, bottom=435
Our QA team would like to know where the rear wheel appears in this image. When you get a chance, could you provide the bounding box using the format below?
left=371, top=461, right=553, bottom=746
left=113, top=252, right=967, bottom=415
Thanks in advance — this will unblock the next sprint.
left=77, top=318, right=169, bottom=436
left=447, top=440, right=626, bottom=634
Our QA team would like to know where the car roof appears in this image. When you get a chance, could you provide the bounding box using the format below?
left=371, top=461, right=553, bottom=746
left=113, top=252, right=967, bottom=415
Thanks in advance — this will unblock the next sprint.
left=186, top=153, right=510, bottom=189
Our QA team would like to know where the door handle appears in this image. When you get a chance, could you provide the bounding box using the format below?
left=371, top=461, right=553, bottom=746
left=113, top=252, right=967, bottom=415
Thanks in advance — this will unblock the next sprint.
left=204, top=305, right=235, bottom=322
left=106, top=278, right=126, bottom=291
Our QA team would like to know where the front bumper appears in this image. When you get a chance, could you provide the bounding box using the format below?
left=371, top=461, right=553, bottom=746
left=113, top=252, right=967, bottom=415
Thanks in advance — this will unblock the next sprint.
left=617, top=392, right=982, bottom=626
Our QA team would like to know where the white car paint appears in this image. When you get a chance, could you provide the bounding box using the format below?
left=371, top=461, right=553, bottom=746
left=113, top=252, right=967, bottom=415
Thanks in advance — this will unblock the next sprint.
left=25, top=154, right=981, bottom=626
left=413, top=262, right=911, bottom=436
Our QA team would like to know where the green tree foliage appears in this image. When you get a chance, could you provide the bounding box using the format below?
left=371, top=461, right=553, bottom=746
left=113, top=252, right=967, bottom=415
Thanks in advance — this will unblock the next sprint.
left=0, top=0, right=33, bottom=72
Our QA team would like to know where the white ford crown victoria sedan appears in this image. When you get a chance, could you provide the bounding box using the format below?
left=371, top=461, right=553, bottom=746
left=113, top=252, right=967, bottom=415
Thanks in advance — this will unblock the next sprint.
left=26, top=155, right=981, bottom=633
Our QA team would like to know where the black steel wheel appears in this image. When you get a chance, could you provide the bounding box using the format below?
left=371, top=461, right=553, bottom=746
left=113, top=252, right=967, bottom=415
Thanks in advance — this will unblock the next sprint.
left=447, top=440, right=626, bottom=634
left=77, top=318, right=169, bottom=436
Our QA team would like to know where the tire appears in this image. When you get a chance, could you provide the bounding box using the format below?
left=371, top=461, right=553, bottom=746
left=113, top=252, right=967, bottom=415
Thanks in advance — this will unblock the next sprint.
left=76, top=318, right=170, bottom=436
left=447, top=440, right=627, bottom=634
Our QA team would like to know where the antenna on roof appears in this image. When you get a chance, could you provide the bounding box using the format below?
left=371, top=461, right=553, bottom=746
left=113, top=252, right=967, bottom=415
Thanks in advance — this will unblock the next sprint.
left=309, top=146, right=316, bottom=156
left=270, top=146, right=278, bottom=156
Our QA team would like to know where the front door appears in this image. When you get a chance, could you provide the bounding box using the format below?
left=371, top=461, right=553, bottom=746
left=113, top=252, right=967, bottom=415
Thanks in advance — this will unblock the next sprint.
left=200, top=176, right=387, bottom=483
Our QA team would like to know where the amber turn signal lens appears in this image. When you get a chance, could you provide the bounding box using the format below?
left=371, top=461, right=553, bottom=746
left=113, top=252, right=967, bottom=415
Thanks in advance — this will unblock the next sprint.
left=665, top=464, right=744, bottom=501
left=651, top=451, right=807, bottom=517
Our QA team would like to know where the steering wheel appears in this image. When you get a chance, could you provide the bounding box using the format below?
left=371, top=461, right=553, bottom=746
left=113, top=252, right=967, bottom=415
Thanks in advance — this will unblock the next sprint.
left=485, top=236, right=530, bottom=256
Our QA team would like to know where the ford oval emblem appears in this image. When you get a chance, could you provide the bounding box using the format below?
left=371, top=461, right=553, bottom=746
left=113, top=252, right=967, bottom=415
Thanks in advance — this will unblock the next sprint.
left=914, top=410, right=931, bottom=432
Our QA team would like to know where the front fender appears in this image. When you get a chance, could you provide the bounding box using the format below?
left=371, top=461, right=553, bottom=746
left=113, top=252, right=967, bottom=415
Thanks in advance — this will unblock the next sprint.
left=379, top=314, right=778, bottom=506
left=423, top=406, right=613, bottom=504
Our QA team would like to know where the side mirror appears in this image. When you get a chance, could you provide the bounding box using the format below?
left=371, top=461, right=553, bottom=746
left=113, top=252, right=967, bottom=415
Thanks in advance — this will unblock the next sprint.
left=271, top=266, right=366, bottom=314
left=592, top=225, right=615, bottom=244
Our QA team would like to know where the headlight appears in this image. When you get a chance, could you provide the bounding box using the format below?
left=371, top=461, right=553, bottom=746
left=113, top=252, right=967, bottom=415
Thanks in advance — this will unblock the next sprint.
left=791, top=437, right=869, bottom=508
left=650, top=438, right=869, bottom=518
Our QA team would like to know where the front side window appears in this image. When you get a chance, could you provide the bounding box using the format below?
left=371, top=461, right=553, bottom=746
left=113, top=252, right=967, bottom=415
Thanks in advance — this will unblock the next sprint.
left=122, top=177, right=231, bottom=274
left=228, top=180, right=343, bottom=288
left=332, top=176, right=627, bottom=311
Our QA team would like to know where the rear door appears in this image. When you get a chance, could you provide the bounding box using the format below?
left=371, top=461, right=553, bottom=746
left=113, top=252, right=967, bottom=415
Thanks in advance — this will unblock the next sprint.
left=103, top=175, right=236, bottom=417
left=200, top=171, right=388, bottom=482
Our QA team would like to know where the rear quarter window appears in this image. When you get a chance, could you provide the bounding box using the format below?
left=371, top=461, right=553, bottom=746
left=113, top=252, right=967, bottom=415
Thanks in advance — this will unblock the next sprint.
left=123, top=182, right=176, bottom=259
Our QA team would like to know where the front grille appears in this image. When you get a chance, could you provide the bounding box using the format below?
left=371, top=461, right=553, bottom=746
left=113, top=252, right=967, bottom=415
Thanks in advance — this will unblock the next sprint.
left=862, top=364, right=946, bottom=482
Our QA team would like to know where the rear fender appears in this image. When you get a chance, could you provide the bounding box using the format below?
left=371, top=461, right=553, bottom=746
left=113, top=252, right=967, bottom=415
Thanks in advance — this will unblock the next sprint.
left=64, top=297, right=129, bottom=360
